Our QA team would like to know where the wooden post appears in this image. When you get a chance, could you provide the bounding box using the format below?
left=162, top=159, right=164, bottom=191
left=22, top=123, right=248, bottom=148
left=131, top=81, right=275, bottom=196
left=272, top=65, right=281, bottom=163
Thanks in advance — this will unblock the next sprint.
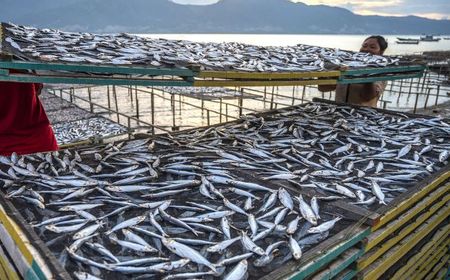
left=396, top=79, right=404, bottom=104
left=239, top=88, right=244, bottom=116
left=407, top=78, right=414, bottom=100
left=135, top=87, right=140, bottom=120
left=201, top=99, right=205, bottom=116
left=424, top=88, right=431, bottom=109
left=179, top=92, right=182, bottom=113
left=69, top=87, right=74, bottom=103
left=420, top=70, right=428, bottom=93
left=415, top=75, right=422, bottom=92
left=113, top=85, right=119, bottom=123
left=225, top=103, right=229, bottom=122
left=263, top=86, right=267, bottom=107
left=301, top=86, right=306, bottom=104
left=129, top=85, right=133, bottom=102
left=292, top=86, right=295, bottom=105
left=107, top=86, right=111, bottom=110
left=270, top=86, right=275, bottom=110
left=413, top=89, right=420, bottom=114
left=171, top=94, right=176, bottom=131
left=151, top=86, right=155, bottom=135
left=219, top=98, right=223, bottom=123
left=88, top=87, right=94, bottom=113
left=434, top=85, right=441, bottom=106
left=207, top=110, right=210, bottom=126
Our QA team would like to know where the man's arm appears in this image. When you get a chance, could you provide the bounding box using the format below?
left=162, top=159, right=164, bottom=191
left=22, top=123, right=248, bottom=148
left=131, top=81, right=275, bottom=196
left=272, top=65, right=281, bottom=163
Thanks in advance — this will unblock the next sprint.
left=359, top=82, right=384, bottom=102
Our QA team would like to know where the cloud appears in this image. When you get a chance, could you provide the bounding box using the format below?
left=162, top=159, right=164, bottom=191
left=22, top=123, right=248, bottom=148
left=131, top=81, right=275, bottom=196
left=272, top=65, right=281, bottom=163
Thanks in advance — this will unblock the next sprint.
left=171, top=0, right=220, bottom=5
left=291, top=0, right=450, bottom=19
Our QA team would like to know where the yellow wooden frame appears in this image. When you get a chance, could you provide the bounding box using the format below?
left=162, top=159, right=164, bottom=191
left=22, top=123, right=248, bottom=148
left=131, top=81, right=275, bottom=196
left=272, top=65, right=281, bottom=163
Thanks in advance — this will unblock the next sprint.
left=0, top=207, right=33, bottom=265
left=359, top=203, right=449, bottom=279
left=373, top=171, right=450, bottom=231
left=421, top=254, right=449, bottom=280
left=193, top=79, right=338, bottom=87
left=0, top=245, right=20, bottom=280
left=393, top=225, right=449, bottom=280
left=0, top=205, right=52, bottom=279
left=434, top=264, right=449, bottom=280
left=415, top=243, right=449, bottom=280
left=359, top=195, right=449, bottom=270
left=366, top=184, right=449, bottom=251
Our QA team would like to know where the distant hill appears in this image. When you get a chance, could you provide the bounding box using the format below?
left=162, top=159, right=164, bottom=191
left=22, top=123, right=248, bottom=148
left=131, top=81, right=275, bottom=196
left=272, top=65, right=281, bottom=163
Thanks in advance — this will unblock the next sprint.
left=1, top=0, right=449, bottom=34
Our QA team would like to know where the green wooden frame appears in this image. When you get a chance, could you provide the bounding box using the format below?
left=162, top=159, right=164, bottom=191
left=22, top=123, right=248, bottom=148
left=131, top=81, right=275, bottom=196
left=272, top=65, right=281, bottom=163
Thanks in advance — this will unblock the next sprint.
left=0, top=59, right=426, bottom=87
left=339, top=65, right=426, bottom=84
left=288, top=227, right=371, bottom=280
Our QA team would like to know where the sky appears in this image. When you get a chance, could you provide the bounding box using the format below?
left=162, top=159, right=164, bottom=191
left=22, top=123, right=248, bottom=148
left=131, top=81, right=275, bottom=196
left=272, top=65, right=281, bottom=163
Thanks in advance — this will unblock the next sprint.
left=171, top=0, right=450, bottom=20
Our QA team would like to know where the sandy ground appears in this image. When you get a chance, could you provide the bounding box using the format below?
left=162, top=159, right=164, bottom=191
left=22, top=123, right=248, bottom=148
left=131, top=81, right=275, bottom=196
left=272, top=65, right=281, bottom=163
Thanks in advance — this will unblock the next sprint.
left=412, top=99, right=450, bottom=119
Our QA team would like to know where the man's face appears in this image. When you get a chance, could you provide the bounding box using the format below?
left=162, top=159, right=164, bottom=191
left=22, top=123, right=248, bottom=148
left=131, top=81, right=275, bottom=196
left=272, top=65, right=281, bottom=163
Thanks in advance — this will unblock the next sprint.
left=360, top=38, right=382, bottom=55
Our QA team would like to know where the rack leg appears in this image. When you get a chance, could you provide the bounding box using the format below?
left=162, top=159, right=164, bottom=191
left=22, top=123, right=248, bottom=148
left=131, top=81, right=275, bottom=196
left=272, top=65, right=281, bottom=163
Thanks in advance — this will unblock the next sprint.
left=107, top=86, right=111, bottom=110
left=424, top=88, right=431, bottom=109
left=219, top=98, right=223, bottom=123
left=88, top=87, right=93, bottom=113
left=239, top=88, right=244, bottom=116
left=113, top=85, right=119, bottom=123
left=435, top=85, right=440, bottom=106
left=151, top=87, right=155, bottom=135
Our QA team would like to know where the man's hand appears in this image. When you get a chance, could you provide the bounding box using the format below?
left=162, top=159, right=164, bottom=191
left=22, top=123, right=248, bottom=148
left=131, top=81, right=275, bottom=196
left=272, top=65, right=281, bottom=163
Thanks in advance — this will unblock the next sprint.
left=35, top=83, right=44, bottom=96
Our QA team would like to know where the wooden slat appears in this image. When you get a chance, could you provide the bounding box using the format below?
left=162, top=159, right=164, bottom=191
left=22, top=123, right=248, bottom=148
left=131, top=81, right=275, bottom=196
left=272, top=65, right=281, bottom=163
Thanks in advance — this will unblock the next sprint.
left=359, top=205, right=449, bottom=279
left=0, top=223, right=40, bottom=280
left=0, top=60, right=195, bottom=76
left=422, top=254, right=450, bottom=280
left=334, top=269, right=358, bottom=280
left=339, top=73, right=423, bottom=84
left=393, top=225, right=449, bottom=280
left=0, top=206, right=34, bottom=265
left=261, top=226, right=370, bottom=280
left=309, top=247, right=363, bottom=280
left=435, top=265, right=449, bottom=280
left=414, top=243, right=449, bottom=280
left=366, top=185, right=449, bottom=251
left=193, top=79, right=338, bottom=87
left=0, top=245, right=20, bottom=280
left=0, top=73, right=193, bottom=87
left=341, top=65, right=425, bottom=76
left=197, top=70, right=341, bottom=79
left=288, top=227, right=370, bottom=280
left=0, top=260, right=8, bottom=280
left=0, top=194, right=72, bottom=280
left=372, top=170, right=450, bottom=231
left=358, top=198, right=449, bottom=270
left=401, top=233, right=449, bottom=280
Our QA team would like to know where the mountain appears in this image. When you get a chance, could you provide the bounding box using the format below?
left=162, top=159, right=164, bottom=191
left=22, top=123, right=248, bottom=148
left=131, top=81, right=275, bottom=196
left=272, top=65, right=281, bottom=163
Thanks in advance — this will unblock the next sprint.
left=1, top=0, right=449, bottom=34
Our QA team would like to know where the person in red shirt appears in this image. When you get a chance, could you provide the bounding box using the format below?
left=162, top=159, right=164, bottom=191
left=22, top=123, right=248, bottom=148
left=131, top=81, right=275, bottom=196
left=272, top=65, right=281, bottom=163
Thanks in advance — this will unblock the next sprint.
left=0, top=78, right=58, bottom=156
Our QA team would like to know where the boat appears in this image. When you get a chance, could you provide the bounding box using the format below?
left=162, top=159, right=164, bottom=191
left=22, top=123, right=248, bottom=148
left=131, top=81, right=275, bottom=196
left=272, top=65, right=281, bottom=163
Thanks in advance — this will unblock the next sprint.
left=420, top=35, right=441, bottom=42
left=396, top=40, right=420, bottom=44
left=397, top=37, right=420, bottom=41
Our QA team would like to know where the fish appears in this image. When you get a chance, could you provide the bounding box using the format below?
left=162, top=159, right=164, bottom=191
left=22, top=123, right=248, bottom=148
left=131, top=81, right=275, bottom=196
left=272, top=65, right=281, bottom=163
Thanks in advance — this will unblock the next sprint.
left=161, top=238, right=217, bottom=272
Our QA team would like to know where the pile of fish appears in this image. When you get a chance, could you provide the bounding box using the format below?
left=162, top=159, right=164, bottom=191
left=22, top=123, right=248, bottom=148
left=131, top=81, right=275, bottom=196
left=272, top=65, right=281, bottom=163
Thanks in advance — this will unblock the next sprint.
left=157, top=87, right=246, bottom=99
left=52, top=117, right=128, bottom=145
left=0, top=101, right=449, bottom=279
left=0, top=145, right=342, bottom=279
left=2, top=22, right=402, bottom=72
